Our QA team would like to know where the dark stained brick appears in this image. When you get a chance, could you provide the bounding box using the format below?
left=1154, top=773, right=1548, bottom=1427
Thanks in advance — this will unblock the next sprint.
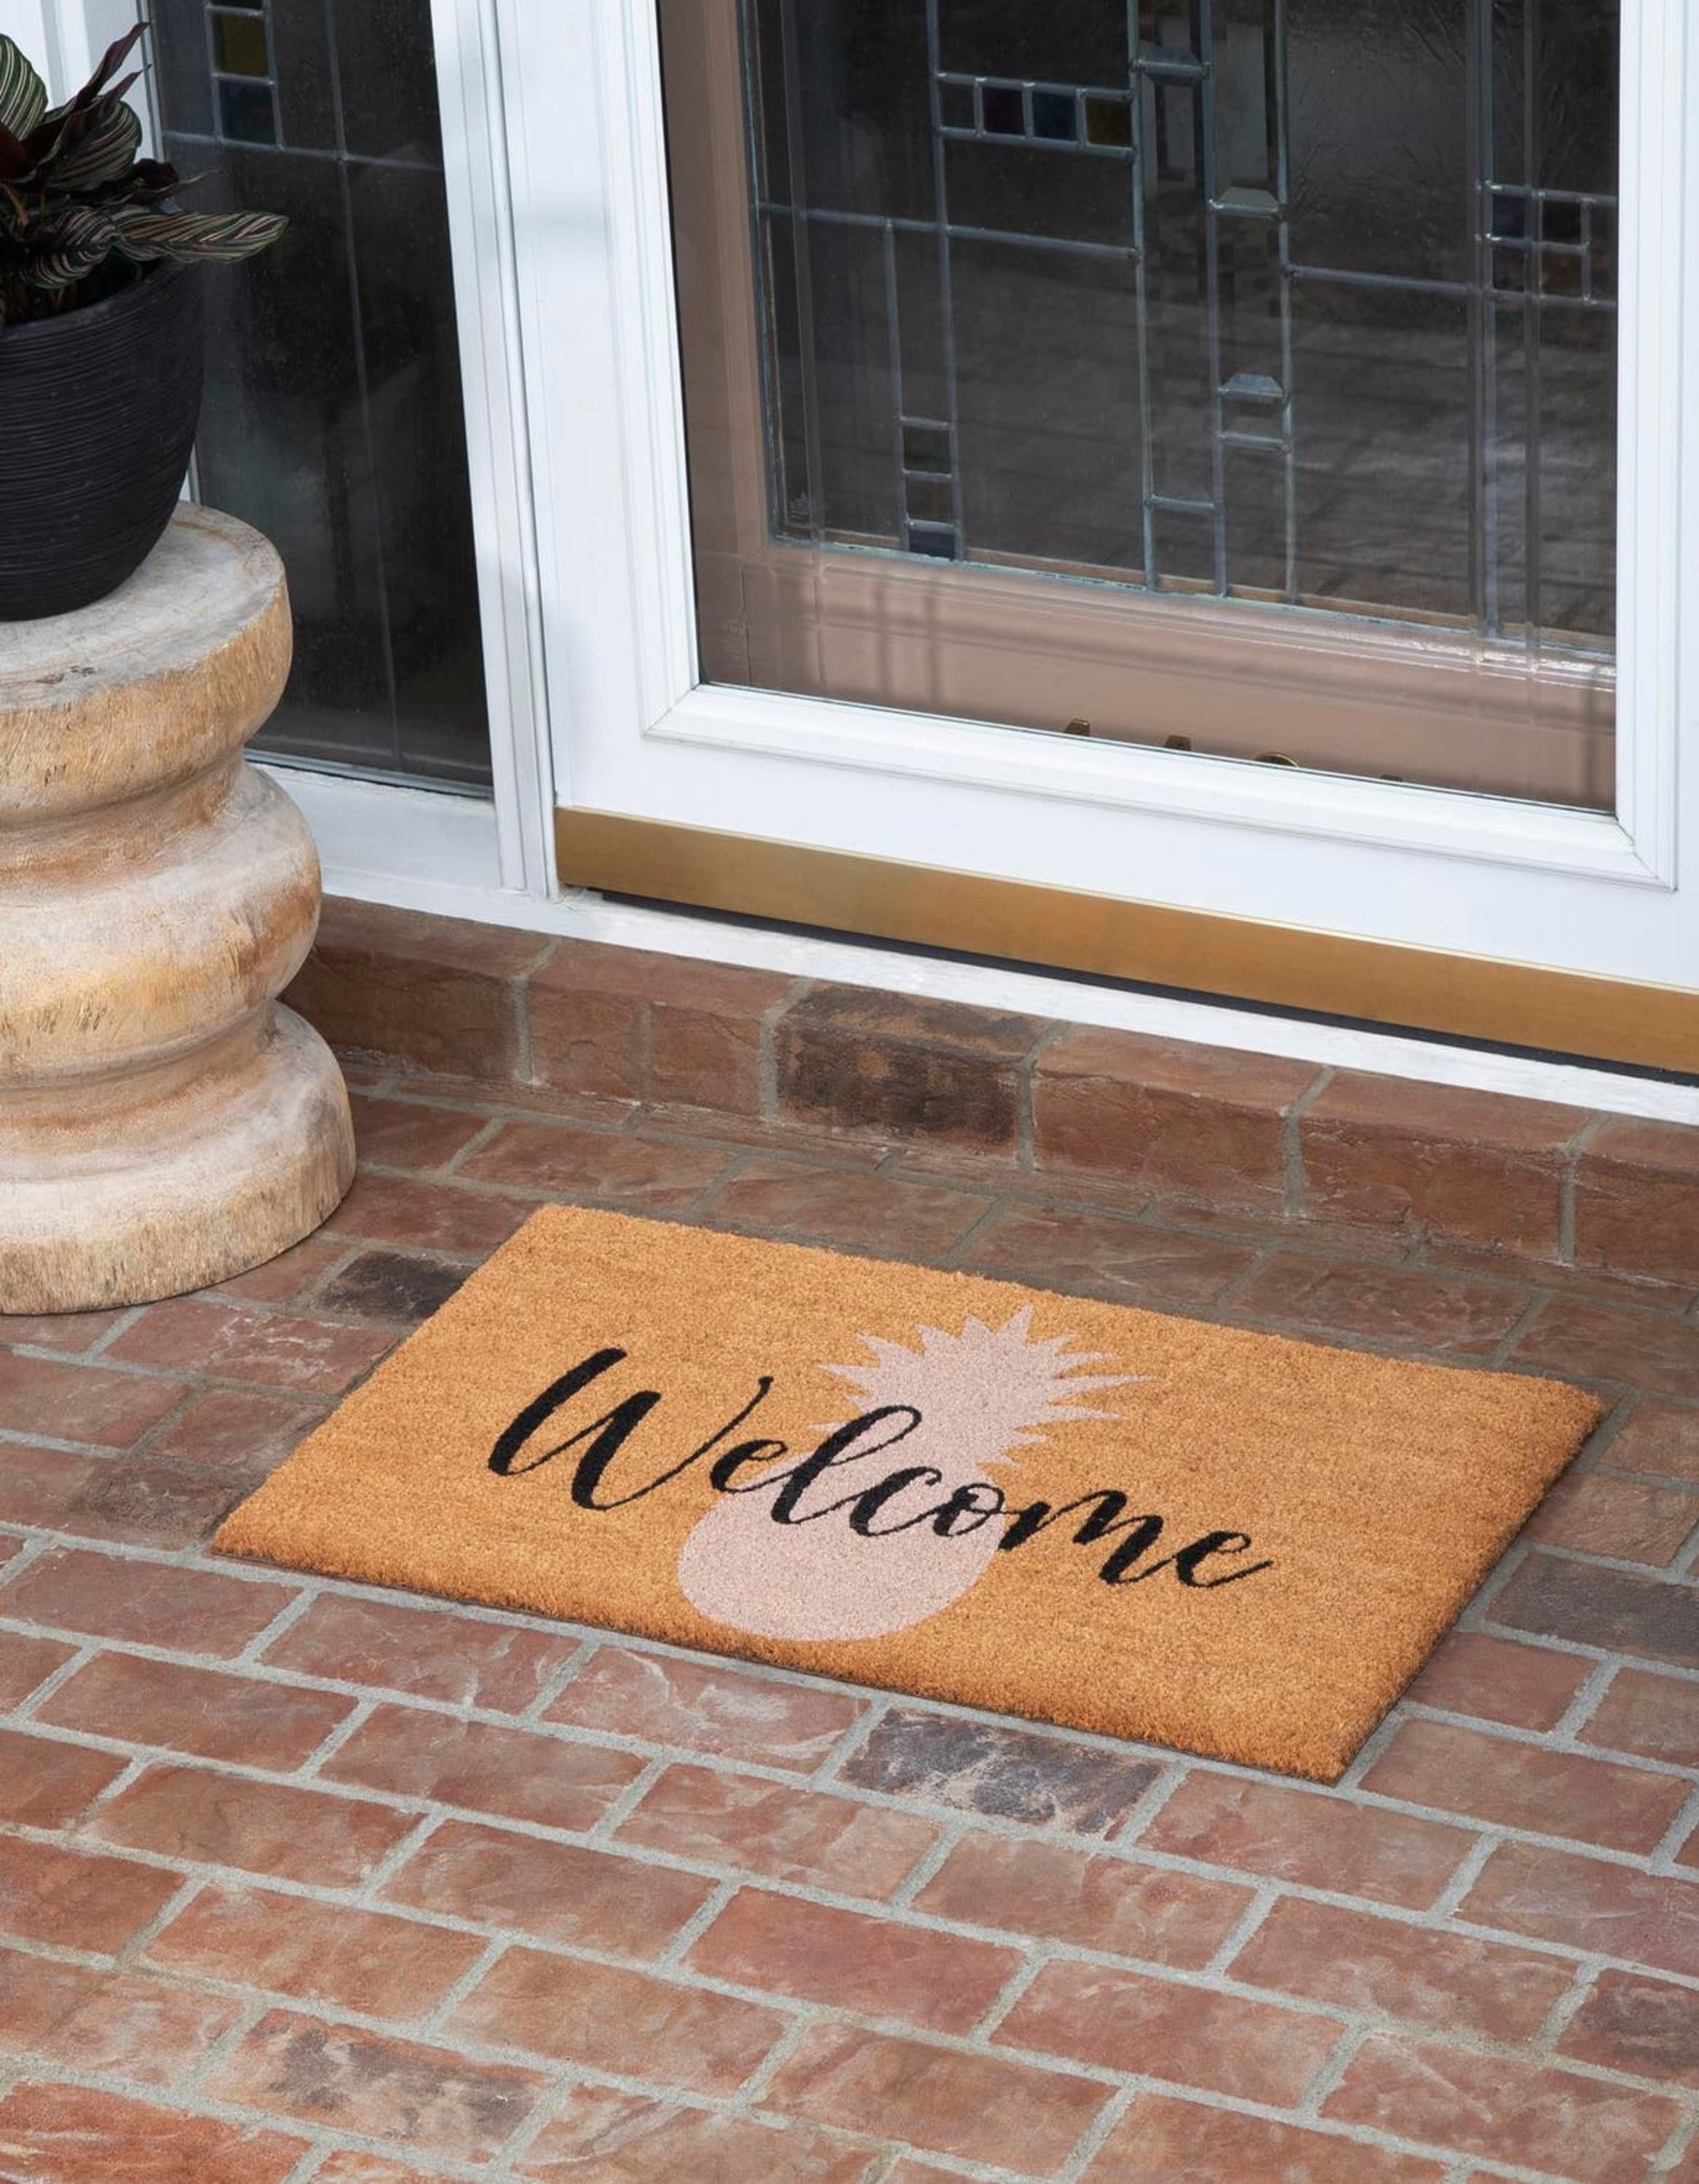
left=1559, top=1969, right=1699, bottom=2088
left=1487, top=1552, right=1699, bottom=1669
left=839, top=1708, right=1160, bottom=1836
left=314, top=1251, right=468, bottom=1325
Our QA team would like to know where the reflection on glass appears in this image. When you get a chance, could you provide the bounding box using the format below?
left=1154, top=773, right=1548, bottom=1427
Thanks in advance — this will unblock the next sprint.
left=148, top=0, right=491, bottom=787
left=745, top=0, right=1617, bottom=657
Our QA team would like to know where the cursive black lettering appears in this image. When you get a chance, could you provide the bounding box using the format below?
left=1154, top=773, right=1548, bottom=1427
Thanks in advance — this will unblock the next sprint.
left=581, top=1376, right=779, bottom=1511
left=767, top=1406, right=925, bottom=1523
left=999, top=1490, right=1165, bottom=1583
left=708, top=1439, right=792, bottom=1492
left=487, top=1349, right=782, bottom=1511
left=868, top=1480, right=1009, bottom=1538
left=1171, top=1530, right=1274, bottom=1586
left=488, top=1349, right=641, bottom=1479
left=930, top=1481, right=1007, bottom=1536
left=847, top=1465, right=948, bottom=1535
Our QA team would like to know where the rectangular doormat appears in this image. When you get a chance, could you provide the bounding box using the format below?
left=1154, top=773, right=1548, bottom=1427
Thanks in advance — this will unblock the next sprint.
left=216, top=1206, right=1601, bottom=1781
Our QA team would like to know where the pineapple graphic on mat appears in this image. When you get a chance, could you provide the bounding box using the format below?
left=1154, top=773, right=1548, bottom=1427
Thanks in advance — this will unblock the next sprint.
left=676, top=1308, right=1141, bottom=1642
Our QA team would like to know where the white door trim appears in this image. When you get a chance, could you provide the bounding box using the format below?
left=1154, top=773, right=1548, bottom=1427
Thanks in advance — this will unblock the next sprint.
left=21, top=0, right=561, bottom=901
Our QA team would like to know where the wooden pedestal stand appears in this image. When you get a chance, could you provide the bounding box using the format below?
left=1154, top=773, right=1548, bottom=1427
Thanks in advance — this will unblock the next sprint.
left=0, top=507, right=355, bottom=1312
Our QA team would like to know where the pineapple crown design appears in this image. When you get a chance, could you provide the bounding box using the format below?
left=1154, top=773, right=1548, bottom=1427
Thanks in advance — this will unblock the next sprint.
left=821, top=1307, right=1149, bottom=1463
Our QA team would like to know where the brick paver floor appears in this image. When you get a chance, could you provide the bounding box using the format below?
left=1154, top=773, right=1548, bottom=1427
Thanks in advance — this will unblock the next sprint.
left=1, top=1071, right=1696, bottom=2182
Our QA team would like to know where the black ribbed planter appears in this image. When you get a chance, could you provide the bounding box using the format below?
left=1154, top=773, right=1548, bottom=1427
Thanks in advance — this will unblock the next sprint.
left=0, top=261, right=204, bottom=622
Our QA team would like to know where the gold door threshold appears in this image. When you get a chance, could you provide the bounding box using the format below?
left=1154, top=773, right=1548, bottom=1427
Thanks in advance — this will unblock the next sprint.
left=555, top=809, right=1699, bottom=1076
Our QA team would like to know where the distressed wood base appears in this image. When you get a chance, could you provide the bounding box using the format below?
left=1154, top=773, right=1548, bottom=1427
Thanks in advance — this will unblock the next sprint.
left=0, top=507, right=355, bottom=1313
left=0, top=1008, right=352, bottom=1313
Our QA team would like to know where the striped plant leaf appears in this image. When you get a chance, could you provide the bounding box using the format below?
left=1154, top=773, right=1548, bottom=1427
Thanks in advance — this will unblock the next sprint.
left=20, top=203, right=114, bottom=288
left=110, top=207, right=288, bottom=262
left=46, top=94, right=141, bottom=191
left=0, top=35, right=46, bottom=139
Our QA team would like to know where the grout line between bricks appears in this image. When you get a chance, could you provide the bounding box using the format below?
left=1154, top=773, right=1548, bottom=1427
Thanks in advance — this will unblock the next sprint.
left=1200, top=1880, right=1280, bottom=1980
left=1548, top=1655, right=1623, bottom=1742
left=416, top=1928, right=510, bottom=2039
left=1528, top=1958, right=1600, bottom=2061
left=810, top=1690, right=894, bottom=1787
left=1290, top=2018, right=1369, bottom=2121
left=1428, top=1829, right=1505, bottom=1920
left=1648, top=1780, right=1699, bottom=1870
left=887, top=1818, right=970, bottom=1912
left=231, top=1581, right=322, bottom=1667
left=1052, top=2078, right=1140, bottom=2184
left=1280, top=1064, right=1334, bottom=1222
left=1485, top=1289, right=1553, bottom=1368
left=653, top=1874, right=740, bottom=1972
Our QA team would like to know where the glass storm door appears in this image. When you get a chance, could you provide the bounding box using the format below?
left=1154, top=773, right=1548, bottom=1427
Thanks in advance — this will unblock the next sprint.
left=145, top=0, right=493, bottom=788
left=670, top=0, right=1620, bottom=807
left=485, top=0, right=1697, bottom=1069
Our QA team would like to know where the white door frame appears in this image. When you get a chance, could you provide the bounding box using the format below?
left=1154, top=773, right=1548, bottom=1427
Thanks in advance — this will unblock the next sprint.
left=496, top=0, right=1699, bottom=992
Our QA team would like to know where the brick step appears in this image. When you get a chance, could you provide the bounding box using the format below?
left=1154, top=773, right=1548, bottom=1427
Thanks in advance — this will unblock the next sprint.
left=285, top=898, right=1699, bottom=1291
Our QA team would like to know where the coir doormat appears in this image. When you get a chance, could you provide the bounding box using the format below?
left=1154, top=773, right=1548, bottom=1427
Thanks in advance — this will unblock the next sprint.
left=216, top=1206, right=1601, bottom=1780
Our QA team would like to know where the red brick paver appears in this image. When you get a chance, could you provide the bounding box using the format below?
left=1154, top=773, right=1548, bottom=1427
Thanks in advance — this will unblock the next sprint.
left=1, top=1041, right=1696, bottom=2183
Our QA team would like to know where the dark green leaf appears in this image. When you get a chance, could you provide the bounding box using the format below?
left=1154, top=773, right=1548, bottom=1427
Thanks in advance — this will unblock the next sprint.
left=0, top=119, right=31, bottom=181
left=78, top=21, right=146, bottom=103
left=0, top=36, right=47, bottom=139
left=89, top=154, right=178, bottom=204
left=110, top=206, right=287, bottom=261
left=47, top=94, right=140, bottom=191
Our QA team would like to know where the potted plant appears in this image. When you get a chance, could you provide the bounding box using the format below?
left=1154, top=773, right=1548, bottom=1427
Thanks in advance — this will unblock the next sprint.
left=0, top=24, right=285, bottom=620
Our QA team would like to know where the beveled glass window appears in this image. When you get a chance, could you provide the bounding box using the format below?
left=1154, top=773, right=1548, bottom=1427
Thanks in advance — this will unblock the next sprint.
left=147, top=0, right=491, bottom=788
left=665, top=0, right=1620, bottom=807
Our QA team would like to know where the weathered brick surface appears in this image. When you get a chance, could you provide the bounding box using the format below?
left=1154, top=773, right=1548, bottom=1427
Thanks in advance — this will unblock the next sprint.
left=0, top=2081, right=305, bottom=2183
left=0, top=1949, right=243, bottom=2084
left=1575, top=1116, right=1699, bottom=1283
left=1032, top=1027, right=1316, bottom=1213
left=544, top=1645, right=866, bottom=1767
left=1083, top=2094, right=1448, bottom=2183
left=997, top=1957, right=1342, bottom=2103
left=0, top=1546, right=296, bottom=1655
left=205, top=2009, right=548, bottom=2159
left=1137, top=1773, right=1475, bottom=1909
left=258, top=1591, right=579, bottom=1711
left=514, top=2087, right=883, bottom=2182
left=4, top=946, right=1698, bottom=2181
left=776, top=986, right=1043, bottom=1155
left=284, top=897, right=547, bottom=1078
left=381, top=1818, right=713, bottom=1956
left=146, top=1885, right=486, bottom=2019
left=87, top=1763, right=417, bottom=1888
left=36, top=1650, right=354, bottom=1766
left=612, top=1764, right=940, bottom=1899
left=1360, top=1714, right=1691, bottom=1851
left=1323, top=2031, right=1684, bottom=2183
left=1298, top=1071, right=1580, bottom=1256
left=838, top=1706, right=1160, bottom=1834
left=686, top=1888, right=1023, bottom=2032
left=317, top=1702, right=643, bottom=1830
left=913, top=1829, right=1253, bottom=1969
left=446, top=1947, right=785, bottom=2092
